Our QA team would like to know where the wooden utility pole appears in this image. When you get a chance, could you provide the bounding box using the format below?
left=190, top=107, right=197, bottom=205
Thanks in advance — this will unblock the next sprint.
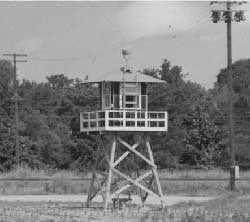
left=3, top=53, right=27, bottom=167
left=210, top=1, right=246, bottom=191
left=226, top=2, right=235, bottom=191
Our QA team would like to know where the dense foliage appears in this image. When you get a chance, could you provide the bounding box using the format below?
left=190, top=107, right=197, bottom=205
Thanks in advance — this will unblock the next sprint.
left=0, top=58, right=249, bottom=171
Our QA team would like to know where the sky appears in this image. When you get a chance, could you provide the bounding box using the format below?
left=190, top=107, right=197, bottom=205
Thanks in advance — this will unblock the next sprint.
left=0, top=1, right=250, bottom=89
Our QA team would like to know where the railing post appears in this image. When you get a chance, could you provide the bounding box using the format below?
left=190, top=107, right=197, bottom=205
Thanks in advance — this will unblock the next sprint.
left=88, top=112, right=90, bottom=130
left=135, top=110, right=138, bottom=127
left=96, top=111, right=99, bottom=129
left=165, top=112, right=168, bottom=131
left=80, top=113, right=82, bottom=132
left=123, top=110, right=126, bottom=127
left=105, top=110, right=109, bottom=130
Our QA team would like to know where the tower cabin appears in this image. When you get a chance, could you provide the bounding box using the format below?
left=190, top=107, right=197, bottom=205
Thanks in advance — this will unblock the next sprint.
left=80, top=70, right=168, bottom=133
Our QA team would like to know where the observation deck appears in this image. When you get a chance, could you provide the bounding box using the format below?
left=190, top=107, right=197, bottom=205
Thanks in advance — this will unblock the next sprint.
left=80, top=110, right=168, bottom=133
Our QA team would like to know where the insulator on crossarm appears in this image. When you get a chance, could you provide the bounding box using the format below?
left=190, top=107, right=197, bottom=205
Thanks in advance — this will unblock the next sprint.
left=222, top=11, right=231, bottom=23
left=211, top=10, right=221, bottom=23
left=234, top=11, right=245, bottom=22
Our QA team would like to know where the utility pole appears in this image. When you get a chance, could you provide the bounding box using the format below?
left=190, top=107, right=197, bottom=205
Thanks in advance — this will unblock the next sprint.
left=210, top=1, right=246, bottom=191
left=3, top=53, right=27, bottom=167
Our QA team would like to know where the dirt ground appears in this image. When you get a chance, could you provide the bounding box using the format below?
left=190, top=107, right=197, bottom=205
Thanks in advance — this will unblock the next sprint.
left=0, top=194, right=215, bottom=206
left=0, top=195, right=216, bottom=222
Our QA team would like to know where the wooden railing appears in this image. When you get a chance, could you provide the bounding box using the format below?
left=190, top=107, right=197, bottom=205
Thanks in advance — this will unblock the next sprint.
left=80, top=110, right=168, bottom=132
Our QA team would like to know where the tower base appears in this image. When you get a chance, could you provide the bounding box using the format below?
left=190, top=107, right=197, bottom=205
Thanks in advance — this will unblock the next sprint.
left=86, top=134, right=165, bottom=210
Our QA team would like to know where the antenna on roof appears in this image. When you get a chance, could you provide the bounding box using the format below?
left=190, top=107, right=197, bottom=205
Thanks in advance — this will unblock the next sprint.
left=122, top=49, right=132, bottom=73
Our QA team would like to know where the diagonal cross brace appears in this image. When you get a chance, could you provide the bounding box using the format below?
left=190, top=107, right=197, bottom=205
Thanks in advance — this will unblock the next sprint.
left=117, top=137, right=156, bottom=168
left=112, top=168, right=162, bottom=201
left=113, top=143, right=139, bottom=167
left=93, top=171, right=106, bottom=201
left=113, top=170, right=152, bottom=196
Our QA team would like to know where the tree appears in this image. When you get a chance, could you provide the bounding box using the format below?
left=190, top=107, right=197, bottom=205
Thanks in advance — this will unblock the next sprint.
left=1, top=57, right=238, bottom=171
left=214, top=59, right=250, bottom=166
left=0, top=60, right=15, bottom=170
left=46, top=74, right=74, bottom=89
left=143, top=59, right=218, bottom=168
left=160, top=59, right=185, bottom=86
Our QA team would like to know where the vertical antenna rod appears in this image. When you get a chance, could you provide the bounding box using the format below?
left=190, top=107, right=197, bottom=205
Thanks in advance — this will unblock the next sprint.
left=121, top=49, right=131, bottom=109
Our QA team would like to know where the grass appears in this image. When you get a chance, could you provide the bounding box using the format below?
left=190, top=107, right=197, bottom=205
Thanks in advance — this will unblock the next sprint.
left=0, top=196, right=249, bottom=221
left=163, top=196, right=250, bottom=222
left=0, top=166, right=250, bottom=196
left=0, top=166, right=250, bottom=221
left=0, top=166, right=90, bottom=195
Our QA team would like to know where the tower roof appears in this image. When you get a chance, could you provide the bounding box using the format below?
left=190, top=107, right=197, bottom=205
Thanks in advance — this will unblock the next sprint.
left=83, top=71, right=165, bottom=83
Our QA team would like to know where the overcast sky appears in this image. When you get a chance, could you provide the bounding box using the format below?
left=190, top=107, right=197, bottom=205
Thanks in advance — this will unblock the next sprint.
left=1, top=1, right=250, bottom=89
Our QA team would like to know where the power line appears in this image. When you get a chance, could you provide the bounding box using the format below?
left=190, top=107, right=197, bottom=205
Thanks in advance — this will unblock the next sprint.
left=29, top=56, right=84, bottom=62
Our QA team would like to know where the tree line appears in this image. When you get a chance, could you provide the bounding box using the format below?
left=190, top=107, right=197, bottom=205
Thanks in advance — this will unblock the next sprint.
left=1, top=58, right=250, bottom=171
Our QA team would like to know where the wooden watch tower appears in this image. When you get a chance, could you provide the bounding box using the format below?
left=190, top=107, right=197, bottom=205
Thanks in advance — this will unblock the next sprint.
left=80, top=51, right=168, bottom=210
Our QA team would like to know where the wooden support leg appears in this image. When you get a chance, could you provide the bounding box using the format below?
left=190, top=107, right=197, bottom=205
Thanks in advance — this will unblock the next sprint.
left=86, top=171, right=95, bottom=207
left=93, top=171, right=106, bottom=202
left=104, top=135, right=117, bottom=210
left=146, top=137, right=165, bottom=207
left=141, top=175, right=154, bottom=205
left=87, top=135, right=164, bottom=209
left=88, top=177, right=107, bottom=203
left=86, top=144, right=102, bottom=207
left=86, top=138, right=107, bottom=207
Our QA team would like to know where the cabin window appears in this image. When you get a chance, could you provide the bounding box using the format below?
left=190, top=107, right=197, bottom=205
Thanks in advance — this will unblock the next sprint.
left=104, top=82, right=111, bottom=94
left=120, top=82, right=141, bottom=109
left=82, top=113, right=89, bottom=120
left=141, top=83, right=147, bottom=95
left=83, top=122, right=89, bottom=128
left=124, top=95, right=139, bottom=108
left=126, top=95, right=136, bottom=102
left=105, top=95, right=110, bottom=107
left=104, top=83, right=111, bottom=108
left=90, top=113, right=96, bottom=119
left=111, top=82, right=119, bottom=108
left=111, top=82, right=120, bottom=94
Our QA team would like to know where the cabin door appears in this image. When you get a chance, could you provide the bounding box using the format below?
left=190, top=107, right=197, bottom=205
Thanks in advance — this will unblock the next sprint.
left=120, top=82, right=141, bottom=109
left=111, top=82, right=120, bottom=109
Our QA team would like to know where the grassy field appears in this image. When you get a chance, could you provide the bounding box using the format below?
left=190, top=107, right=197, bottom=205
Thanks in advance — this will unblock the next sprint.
left=0, top=196, right=249, bottom=221
left=0, top=166, right=249, bottom=196
left=0, top=167, right=250, bottom=221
